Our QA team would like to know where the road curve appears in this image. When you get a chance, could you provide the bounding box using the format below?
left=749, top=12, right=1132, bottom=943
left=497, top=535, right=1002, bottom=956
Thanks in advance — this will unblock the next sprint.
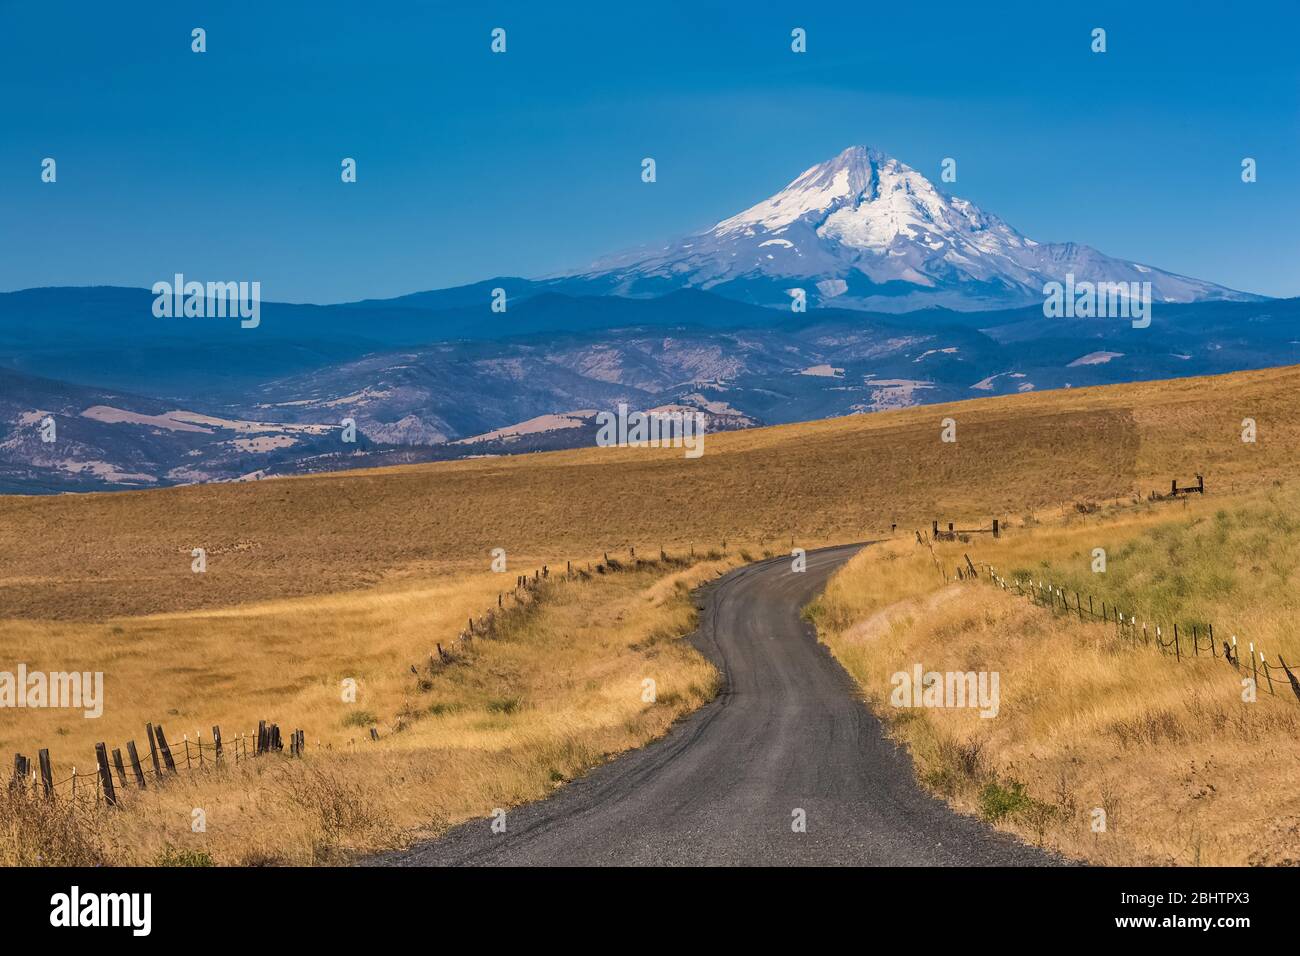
left=371, top=544, right=1059, bottom=866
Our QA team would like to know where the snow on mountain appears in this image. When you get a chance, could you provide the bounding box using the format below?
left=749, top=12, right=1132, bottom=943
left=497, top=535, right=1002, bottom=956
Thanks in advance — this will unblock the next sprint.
left=558, top=145, right=1259, bottom=312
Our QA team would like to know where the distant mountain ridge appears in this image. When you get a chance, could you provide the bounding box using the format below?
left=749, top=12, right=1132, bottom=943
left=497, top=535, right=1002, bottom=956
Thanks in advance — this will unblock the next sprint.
left=1, top=288, right=1296, bottom=492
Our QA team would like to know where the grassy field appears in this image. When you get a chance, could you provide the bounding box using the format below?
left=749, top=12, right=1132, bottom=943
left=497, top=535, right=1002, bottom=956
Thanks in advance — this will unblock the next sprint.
left=4, top=363, right=1298, bottom=622
left=3, top=363, right=1300, bottom=864
left=0, top=556, right=726, bottom=864
left=809, top=485, right=1300, bottom=865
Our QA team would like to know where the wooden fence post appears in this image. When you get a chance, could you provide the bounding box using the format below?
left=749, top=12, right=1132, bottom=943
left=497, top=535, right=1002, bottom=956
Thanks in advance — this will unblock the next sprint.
left=155, top=724, right=177, bottom=774
left=111, top=748, right=129, bottom=792
left=95, top=743, right=117, bottom=808
left=213, top=726, right=223, bottom=763
left=126, top=741, right=146, bottom=789
left=1277, top=655, right=1300, bottom=703
left=146, top=723, right=162, bottom=777
left=37, top=749, right=53, bottom=798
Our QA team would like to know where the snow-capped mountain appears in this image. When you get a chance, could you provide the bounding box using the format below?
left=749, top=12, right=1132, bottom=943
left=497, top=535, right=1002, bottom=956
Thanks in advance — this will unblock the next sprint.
left=556, top=146, right=1259, bottom=312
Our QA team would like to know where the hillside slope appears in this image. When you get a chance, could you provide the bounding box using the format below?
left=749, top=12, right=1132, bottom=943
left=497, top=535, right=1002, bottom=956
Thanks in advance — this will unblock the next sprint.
left=2, top=363, right=1295, bottom=621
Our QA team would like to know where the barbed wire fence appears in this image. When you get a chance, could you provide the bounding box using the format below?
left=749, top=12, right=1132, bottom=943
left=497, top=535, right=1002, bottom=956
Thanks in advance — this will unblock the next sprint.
left=965, top=558, right=1300, bottom=705
left=7, top=540, right=742, bottom=810
left=8, top=719, right=301, bottom=810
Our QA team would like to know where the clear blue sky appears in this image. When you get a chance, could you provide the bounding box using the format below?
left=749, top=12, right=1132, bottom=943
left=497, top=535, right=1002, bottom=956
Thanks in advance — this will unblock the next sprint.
left=2, top=0, right=1296, bottom=303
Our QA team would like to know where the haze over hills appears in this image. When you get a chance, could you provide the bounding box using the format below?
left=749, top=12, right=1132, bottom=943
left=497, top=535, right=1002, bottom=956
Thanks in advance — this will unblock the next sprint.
left=0, top=146, right=1287, bottom=492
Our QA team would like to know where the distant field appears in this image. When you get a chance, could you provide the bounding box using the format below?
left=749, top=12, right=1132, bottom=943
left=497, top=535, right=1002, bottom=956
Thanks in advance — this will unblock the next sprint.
left=1, top=363, right=1298, bottom=864
left=2, top=364, right=1296, bottom=621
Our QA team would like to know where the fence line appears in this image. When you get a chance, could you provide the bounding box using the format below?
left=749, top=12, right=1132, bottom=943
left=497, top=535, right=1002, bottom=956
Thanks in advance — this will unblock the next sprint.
left=8, top=541, right=732, bottom=809
left=444, top=542, right=731, bottom=657
left=968, top=558, right=1300, bottom=705
left=9, top=718, right=302, bottom=809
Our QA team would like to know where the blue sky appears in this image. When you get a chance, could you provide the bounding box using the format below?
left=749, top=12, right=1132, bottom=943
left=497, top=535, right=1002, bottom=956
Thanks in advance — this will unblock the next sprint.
left=2, top=1, right=1296, bottom=302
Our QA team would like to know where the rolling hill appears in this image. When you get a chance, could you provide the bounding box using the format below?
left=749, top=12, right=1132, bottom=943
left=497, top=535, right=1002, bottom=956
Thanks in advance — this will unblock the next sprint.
left=3, top=362, right=1297, bottom=620
left=2, top=287, right=1296, bottom=492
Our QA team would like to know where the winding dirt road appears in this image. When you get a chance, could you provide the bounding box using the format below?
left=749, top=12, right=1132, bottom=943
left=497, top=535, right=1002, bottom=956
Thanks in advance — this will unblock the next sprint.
left=373, top=544, right=1058, bottom=866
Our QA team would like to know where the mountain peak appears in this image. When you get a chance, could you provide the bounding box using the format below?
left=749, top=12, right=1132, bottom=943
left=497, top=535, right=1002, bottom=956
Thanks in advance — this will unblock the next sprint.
left=712, top=144, right=956, bottom=244
left=798, top=145, right=904, bottom=195
left=813, top=144, right=893, bottom=177
left=559, top=147, right=1260, bottom=313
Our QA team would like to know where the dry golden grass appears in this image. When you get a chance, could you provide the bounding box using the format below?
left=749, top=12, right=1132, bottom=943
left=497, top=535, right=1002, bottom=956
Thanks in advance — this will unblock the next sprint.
left=809, top=491, right=1300, bottom=866
left=4, top=363, right=1298, bottom=621
left=976, top=486, right=1300, bottom=669
left=0, top=558, right=725, bottom=865
left=3, top=362, right=1300, bottom=865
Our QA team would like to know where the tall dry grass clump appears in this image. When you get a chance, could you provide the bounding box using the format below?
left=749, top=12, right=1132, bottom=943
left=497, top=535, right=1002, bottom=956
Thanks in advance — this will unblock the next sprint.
left=0, top=787, right=107, bottom=866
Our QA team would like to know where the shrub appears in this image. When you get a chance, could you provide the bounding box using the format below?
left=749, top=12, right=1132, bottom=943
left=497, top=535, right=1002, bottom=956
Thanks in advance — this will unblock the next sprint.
left=156, top=844, right=215, bottom=866
left=979, top=780, right=1032, bottom=822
